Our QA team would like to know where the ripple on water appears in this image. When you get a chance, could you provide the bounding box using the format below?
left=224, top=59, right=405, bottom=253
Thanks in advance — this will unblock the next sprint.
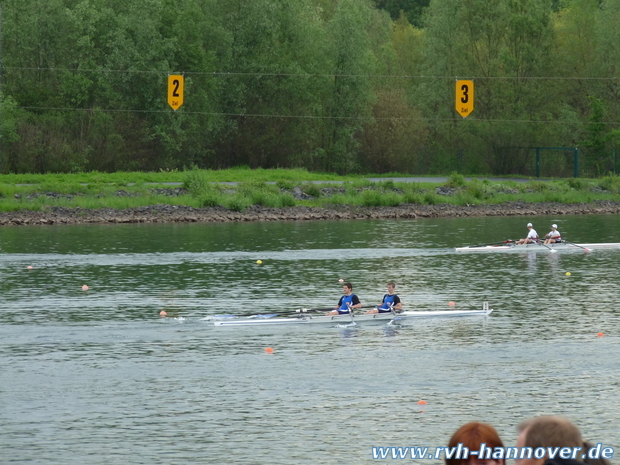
left=1, top=217, right=619, bottom=463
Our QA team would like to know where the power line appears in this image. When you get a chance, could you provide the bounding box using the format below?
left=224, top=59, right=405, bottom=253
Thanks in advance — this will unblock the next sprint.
left=16, top=106, right=620, bottom=125
left=3, top=66, right=619, bottom=81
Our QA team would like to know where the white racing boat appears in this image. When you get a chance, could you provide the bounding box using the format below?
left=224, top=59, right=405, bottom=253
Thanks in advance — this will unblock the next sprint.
left=212, top=303, right=493, bottom=326
left=455, top=241, right=620, bottom=253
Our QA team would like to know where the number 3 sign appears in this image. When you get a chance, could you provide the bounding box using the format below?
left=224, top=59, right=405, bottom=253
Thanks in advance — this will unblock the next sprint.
left=455, top=80, right=474, bottom=118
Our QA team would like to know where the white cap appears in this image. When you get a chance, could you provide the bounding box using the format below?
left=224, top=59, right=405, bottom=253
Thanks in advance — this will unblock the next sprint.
left=552, top=224, right=557, bottom=229
left=527, top=223, right=533, bottom=227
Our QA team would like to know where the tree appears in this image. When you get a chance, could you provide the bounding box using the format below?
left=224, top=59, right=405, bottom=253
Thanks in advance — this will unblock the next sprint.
left=321, top=0, right=376, bottom=174
left=415, top=0, right=558, bottom=174
left=372, top=0, right=430, bottom=27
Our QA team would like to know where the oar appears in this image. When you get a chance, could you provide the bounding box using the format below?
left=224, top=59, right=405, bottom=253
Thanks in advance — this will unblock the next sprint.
left=469, top=240, right=514, bottom=248
left=211, top=313, right=281, bottom=319
left=537, top=241, right=557, bottom=253
left=348, top=303, right=356, bottom=324
left=213, top=304, right=375, bottom=320
left=388, top=304, right=404, bottom=324
left=296, top=305, right=376, bottom=313
left=214, top=305, right=374, bottom=319
left=562, top=240, right=591, bottom=252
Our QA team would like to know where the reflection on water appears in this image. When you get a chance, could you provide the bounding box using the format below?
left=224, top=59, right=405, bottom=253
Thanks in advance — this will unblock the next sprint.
left=0, top=215, right=619, bottom=464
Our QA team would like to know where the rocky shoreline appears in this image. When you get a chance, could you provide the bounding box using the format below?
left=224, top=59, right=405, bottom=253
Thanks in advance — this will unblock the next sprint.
left=1, top=200, right=619, bottom=226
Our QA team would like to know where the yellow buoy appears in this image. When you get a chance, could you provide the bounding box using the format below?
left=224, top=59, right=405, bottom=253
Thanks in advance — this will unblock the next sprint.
left=256, top=260, right=263, bottom=265
left=565, top=272, right=571, bottom=276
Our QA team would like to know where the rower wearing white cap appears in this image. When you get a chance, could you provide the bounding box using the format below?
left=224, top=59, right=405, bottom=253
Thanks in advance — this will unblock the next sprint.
left=516, top=223, right=539, bottom=244
left=544, top=224, right=562, bottom=244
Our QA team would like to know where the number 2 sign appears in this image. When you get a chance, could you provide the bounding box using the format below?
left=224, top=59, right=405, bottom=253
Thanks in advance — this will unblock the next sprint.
left=168, top=75, right=184, bottom=111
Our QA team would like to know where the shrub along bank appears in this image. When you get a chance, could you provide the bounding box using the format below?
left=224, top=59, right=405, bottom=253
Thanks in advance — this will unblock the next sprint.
left=0, top=170, right=619, bottom=225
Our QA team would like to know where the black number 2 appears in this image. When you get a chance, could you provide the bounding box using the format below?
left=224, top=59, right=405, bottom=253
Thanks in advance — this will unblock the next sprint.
left=460, top=84, right=469, bottom=104
left=172, top=79, right=180, bottom=97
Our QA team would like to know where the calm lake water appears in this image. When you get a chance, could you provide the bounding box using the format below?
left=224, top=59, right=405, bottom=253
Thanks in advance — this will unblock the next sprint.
left=1, top=215, right=619, bottom=464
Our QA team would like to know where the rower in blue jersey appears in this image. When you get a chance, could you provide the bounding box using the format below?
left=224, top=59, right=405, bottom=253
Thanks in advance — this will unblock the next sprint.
left=326, top=282, right=362, bottom=315
left=365, top=282, right=402, bottom=314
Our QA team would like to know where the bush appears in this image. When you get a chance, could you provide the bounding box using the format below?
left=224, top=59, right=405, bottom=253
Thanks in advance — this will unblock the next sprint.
left=361, top=190, right=383, bottom=207
left=566, top=178, right=589, bottom=190
left=529, top=181, right=549, bottom=193
left=344, top=184, right=359, bottom=196
left=350, top=178, right=372, bottom=188
left=323, top=193, right=353, bottom=205
left=224, top=196, right=251, bottom=212
left=238, top=180, right=270, bottom=195
left=249, top=190, right=272, bottom=206
left=277, top=193, right=296, bottom=207
left=183, top=170, right=209, bottom=195
left=466, top=180, right=485, bottom=199
left=453, top=193, right=478, bottom=206
left=248, top=190, right=297, bottom=208
left=423, top=192, right=440, bottom=205
left=446, top=171, right=465, bottom=188
left=301, top=183, right=321, bottom=198
left=599, top=175, right=620, bottom=192
left=381, top=192, right=403, bottom=206
left=276, top=180, right=294, bottom=190
left=380, top=179, right=395, bottom=190
left=199, top=190, right=222, bottom=207
left=403, top=192, right=422, bottom=204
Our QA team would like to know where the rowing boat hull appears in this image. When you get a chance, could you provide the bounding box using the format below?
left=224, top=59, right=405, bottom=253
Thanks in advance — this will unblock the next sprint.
left=212, top=307, right=493, bottom=326
left=455, top=242, right=620, bottom=252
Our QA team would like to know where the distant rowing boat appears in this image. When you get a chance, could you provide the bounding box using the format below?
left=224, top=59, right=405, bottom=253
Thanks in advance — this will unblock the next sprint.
left=455, top=242, right=620, bottom=253
left=212, top=303, right=493, bottom=326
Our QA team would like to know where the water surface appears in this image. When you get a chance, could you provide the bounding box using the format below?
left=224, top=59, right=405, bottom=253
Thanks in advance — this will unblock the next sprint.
left=1, top=215, right=618, bottom=464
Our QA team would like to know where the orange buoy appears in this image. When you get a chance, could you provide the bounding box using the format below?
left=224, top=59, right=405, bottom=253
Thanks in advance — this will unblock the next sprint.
left=265, top=347, right=274, bottom=354
left=417, top=400, right=427, bottom=405
left=448, top=301, right=455, bottom=307
left=159, top=311, right=167, bottom=317
left=27, top=266, right=33, bottom=270
left=597, top=332, right=604, bottom=338
left=82, top=285, right=89, bottom=291
left=338, top=279, right=344, bottom=282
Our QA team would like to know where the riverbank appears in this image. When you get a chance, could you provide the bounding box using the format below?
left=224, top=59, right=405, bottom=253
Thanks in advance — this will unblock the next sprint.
left=2, top=200, right=620, bottom=226
left=2, top=169, right=620, bottom=225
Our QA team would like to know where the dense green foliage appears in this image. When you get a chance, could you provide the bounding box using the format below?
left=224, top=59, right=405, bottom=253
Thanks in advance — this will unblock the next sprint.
left=0, top=0, right=619, bottom=176
left=1, top=169, right=619, bottom=213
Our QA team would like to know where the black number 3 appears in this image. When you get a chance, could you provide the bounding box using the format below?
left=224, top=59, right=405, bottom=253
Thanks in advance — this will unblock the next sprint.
left=460, top=84, right=469, bottom=104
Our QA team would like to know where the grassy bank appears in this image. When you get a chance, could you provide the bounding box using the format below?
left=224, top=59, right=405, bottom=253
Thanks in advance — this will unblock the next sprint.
left=0, top=166, right=348, bottom=185
left=1, top=169, right=619, bottom=213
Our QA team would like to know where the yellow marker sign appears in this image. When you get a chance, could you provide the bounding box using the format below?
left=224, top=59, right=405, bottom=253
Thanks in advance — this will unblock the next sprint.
left=455, top=80, right=474, bottom=117
left=168, top=75, right=184, bottom=110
